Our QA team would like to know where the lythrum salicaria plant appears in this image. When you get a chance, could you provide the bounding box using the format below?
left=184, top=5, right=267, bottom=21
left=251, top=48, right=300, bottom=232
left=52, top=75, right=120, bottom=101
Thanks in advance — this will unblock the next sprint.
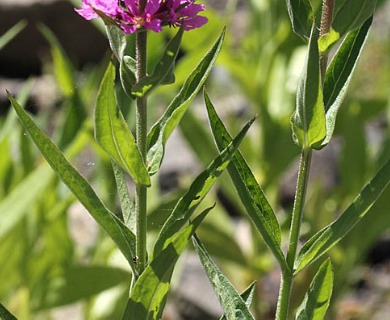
left=3, top=0, right=390, bottom=319
left=5, top=0, right=256, bottom=318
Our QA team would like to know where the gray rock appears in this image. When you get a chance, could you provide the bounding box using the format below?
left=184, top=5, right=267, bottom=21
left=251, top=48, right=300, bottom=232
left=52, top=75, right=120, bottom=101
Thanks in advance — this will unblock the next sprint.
left=0, top=0, right=107, bottom=77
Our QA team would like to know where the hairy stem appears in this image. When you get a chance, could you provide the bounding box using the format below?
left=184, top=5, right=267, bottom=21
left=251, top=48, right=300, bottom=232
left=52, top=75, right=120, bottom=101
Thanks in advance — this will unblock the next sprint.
left=276, top=148, right=312, bottom=320
left=135, top=29, right=148, bottom=276
left=319, top=0, right=335, bottom=81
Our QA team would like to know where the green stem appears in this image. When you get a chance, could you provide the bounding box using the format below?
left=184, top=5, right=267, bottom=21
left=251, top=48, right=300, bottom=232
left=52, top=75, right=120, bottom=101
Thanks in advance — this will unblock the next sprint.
left=275, top=148, right=312, bottom=320
left=135, top=29, right=148, bottom=276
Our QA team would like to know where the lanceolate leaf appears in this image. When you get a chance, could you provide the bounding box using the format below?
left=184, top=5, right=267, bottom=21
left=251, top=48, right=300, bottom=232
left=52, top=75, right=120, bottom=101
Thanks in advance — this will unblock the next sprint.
left=106, top=25, right=127, bottom=61
left=153, top=116, right=255, bottom=257
left=7, top=92, right=138, bottom=274
left=291, top=25, right=326, bottom=149
left=193, top=235, right=255, bottom=320
left=295, top=259, right=333, bottom=320
left=122, top=209, right=210, bottom=320
left=147, top=28, right=225, bottom=175
left=120, top=55, right=137, bottom=98
left=321, top=17, right=372, bottom=146
left=204, top=92, right=287, bottom=270
left=219, top=282, right=257, bottom=320
left=112, top=159, right=135, bottom=231
left=286, top=0, right=313, bottom=40
left=95, top=60, right=150, bottom=186
left=295, top=157, right=390, bottom=273
left=332, top=0, right=377, bottom=37
left=0, top=302, right=17, bottom=320
left=132, top=28, right=184, bottom=97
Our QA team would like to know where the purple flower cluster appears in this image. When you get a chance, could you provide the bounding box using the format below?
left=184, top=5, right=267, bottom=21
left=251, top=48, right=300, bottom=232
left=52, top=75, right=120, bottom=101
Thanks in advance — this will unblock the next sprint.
left=75, top=0, right=208, bottom=34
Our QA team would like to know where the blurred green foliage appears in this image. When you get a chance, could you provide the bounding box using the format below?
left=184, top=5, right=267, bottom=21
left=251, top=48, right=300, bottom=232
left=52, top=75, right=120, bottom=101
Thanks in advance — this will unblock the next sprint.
left=0, top=0, right=390, bottom=319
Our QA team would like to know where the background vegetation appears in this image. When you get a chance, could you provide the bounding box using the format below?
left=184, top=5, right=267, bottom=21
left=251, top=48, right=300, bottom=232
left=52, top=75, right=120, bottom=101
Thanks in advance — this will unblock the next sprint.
left=0, top=0, right=390, bottom=319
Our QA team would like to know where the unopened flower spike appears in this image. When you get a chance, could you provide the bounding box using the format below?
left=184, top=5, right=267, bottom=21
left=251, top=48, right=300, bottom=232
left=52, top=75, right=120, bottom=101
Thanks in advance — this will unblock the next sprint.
left=75, top=0, right=208, bottom=34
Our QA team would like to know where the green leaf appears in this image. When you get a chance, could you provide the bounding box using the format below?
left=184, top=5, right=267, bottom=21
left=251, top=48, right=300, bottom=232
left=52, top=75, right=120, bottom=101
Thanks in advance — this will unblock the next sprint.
left=122, top=209, right=210, bottom=320
left=41, top=265, right=130, bottom=308
left=132, top=28, right=184, bottom=97
left=286, top=0, right=313, bottom=40
left=321, top=17, right=372, bottom=146
left=120, top=55, right=137, bottom=99
left=318, top=29, right=340, bottom=53
left=106, top=25, right=127, bottom=61
left=219, top=282, right=257, bottom=320
left=112, top=159, right=135, bottom=231
left=332, top=0, right=377, bottom=37
left=95, top=60, right=150, bottom=186
left=147, top=28, right=225, bottom=175
left=7, top=92, right=138, bottom=274
left=0, top=20, right=26, bottom=51
left=295, top=259, right=333, bottom=320
left=295, top=157, right=390, bottom=273
left=193, top=235, right=255, bottom=320
left=291, top=25, right=326, bottom=149
left=204, top=92, right=287, bottom=270
left=38, top=24, right=75, bottom=97
left=0, top=302, right=17, bottom=320
left=153, top=116, right=255, bottom=257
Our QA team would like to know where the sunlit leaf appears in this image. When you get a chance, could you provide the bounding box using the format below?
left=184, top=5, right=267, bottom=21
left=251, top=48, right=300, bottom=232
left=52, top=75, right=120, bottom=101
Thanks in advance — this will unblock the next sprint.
left=147, top=28, right=225, bottom=175
left=318, top=29, right=340, bottom=53
left=7, top=92, right=138, bottom=274
left=295, top=259, right=333, bottom=320
left=153, top=116, right=255, bottom=257
left=295, top=157, right=390, bottom=273
left=122, top=209, right=210, bottom=320
left=95, top=60, right=150, bottom=186
left=193, top=235, right=255, bottom=320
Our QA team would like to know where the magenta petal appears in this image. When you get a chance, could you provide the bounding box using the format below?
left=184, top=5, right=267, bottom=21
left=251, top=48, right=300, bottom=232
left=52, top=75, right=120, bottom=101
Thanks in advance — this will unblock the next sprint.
left=75, top=5, right=98, bottom=20
left=182, top=15, right=208, bottom=30
left=120, top=23, right=138, bottom=34
left=90, top=0, right=120, bottom=15
left=180, top=3, right=205, bottom=16
left=123, top=0, right=140, bottom=15
left=145, top=0, right=161, bottom=15
left=145, top=19, right=162, bottom=32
